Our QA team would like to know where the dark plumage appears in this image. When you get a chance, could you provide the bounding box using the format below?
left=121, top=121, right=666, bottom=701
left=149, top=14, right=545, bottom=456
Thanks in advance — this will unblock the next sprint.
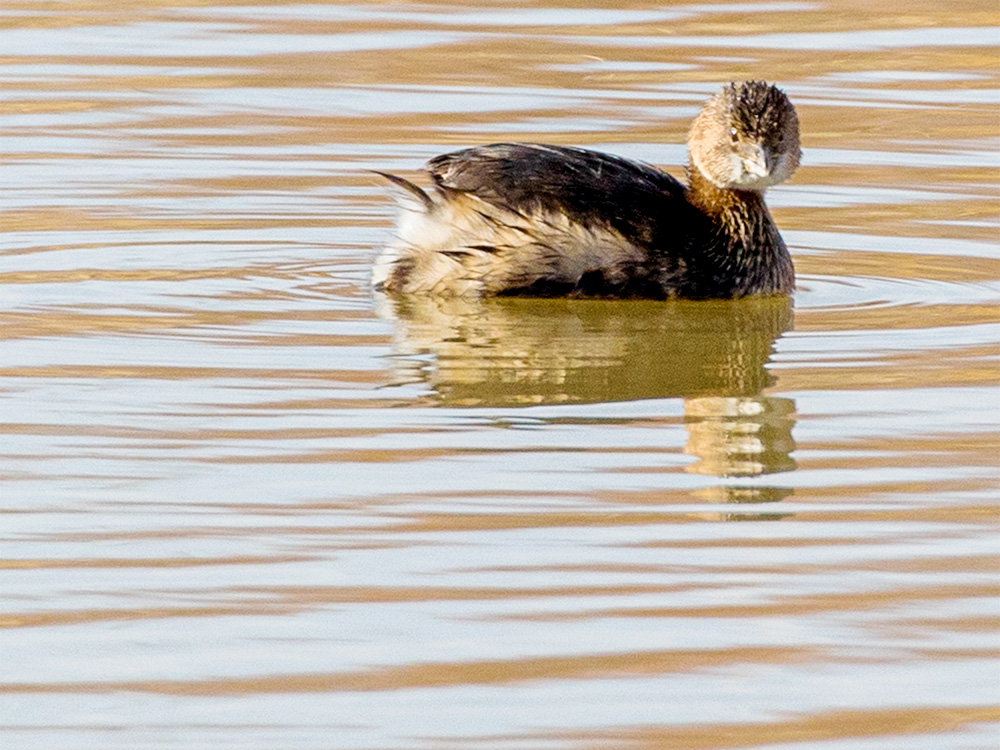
left=374, top=80, right=801, bottom=299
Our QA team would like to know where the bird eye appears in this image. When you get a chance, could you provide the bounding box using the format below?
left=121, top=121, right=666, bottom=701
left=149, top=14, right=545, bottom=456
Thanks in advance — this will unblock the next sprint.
left=729, top=127, right=739, bottom=145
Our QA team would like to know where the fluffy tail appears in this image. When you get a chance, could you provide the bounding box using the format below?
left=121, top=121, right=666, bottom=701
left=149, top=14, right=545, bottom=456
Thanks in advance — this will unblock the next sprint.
left=372, top=171, right=436, bottom=291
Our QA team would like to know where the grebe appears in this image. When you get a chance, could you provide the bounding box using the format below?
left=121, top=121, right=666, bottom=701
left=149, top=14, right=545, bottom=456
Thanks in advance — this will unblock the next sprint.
left=373, top=80, right=801, bottom=299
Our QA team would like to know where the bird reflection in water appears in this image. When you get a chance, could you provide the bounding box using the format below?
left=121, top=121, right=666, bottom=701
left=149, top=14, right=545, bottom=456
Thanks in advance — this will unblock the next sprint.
left=377, top=294, right=796, bottom=506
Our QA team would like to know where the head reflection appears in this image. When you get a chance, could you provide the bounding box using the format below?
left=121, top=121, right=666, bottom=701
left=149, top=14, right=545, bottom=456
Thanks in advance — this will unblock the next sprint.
left=378, top=294, right=797, bottom=485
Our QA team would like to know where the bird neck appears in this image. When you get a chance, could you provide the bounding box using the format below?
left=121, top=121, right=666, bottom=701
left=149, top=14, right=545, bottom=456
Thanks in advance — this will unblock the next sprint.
left=685, top=166, right=770, bottom=232
left=684, top=166, right=794, bottom=295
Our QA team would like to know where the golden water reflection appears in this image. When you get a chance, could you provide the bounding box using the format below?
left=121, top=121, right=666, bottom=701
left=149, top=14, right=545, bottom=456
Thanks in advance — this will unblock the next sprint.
left=381, top=294, right=798, bottom=483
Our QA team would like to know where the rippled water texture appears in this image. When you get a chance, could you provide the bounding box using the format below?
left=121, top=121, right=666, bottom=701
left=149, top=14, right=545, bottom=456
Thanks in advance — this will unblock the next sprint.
left=2, top=1, right=999, bottom=748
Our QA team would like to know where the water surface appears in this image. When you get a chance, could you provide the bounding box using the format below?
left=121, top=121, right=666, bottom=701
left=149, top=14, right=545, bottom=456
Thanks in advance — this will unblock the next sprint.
left=2, top=1, right=998, bottom=748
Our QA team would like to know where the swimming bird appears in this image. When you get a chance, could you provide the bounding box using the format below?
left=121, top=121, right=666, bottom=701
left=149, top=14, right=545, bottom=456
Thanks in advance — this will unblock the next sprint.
left=373, top=80, right=801, bottom=299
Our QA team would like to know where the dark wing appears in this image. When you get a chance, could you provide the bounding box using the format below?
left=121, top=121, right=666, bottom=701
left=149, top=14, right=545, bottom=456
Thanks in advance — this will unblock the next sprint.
left=426, top=143, right=692, bottom=249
